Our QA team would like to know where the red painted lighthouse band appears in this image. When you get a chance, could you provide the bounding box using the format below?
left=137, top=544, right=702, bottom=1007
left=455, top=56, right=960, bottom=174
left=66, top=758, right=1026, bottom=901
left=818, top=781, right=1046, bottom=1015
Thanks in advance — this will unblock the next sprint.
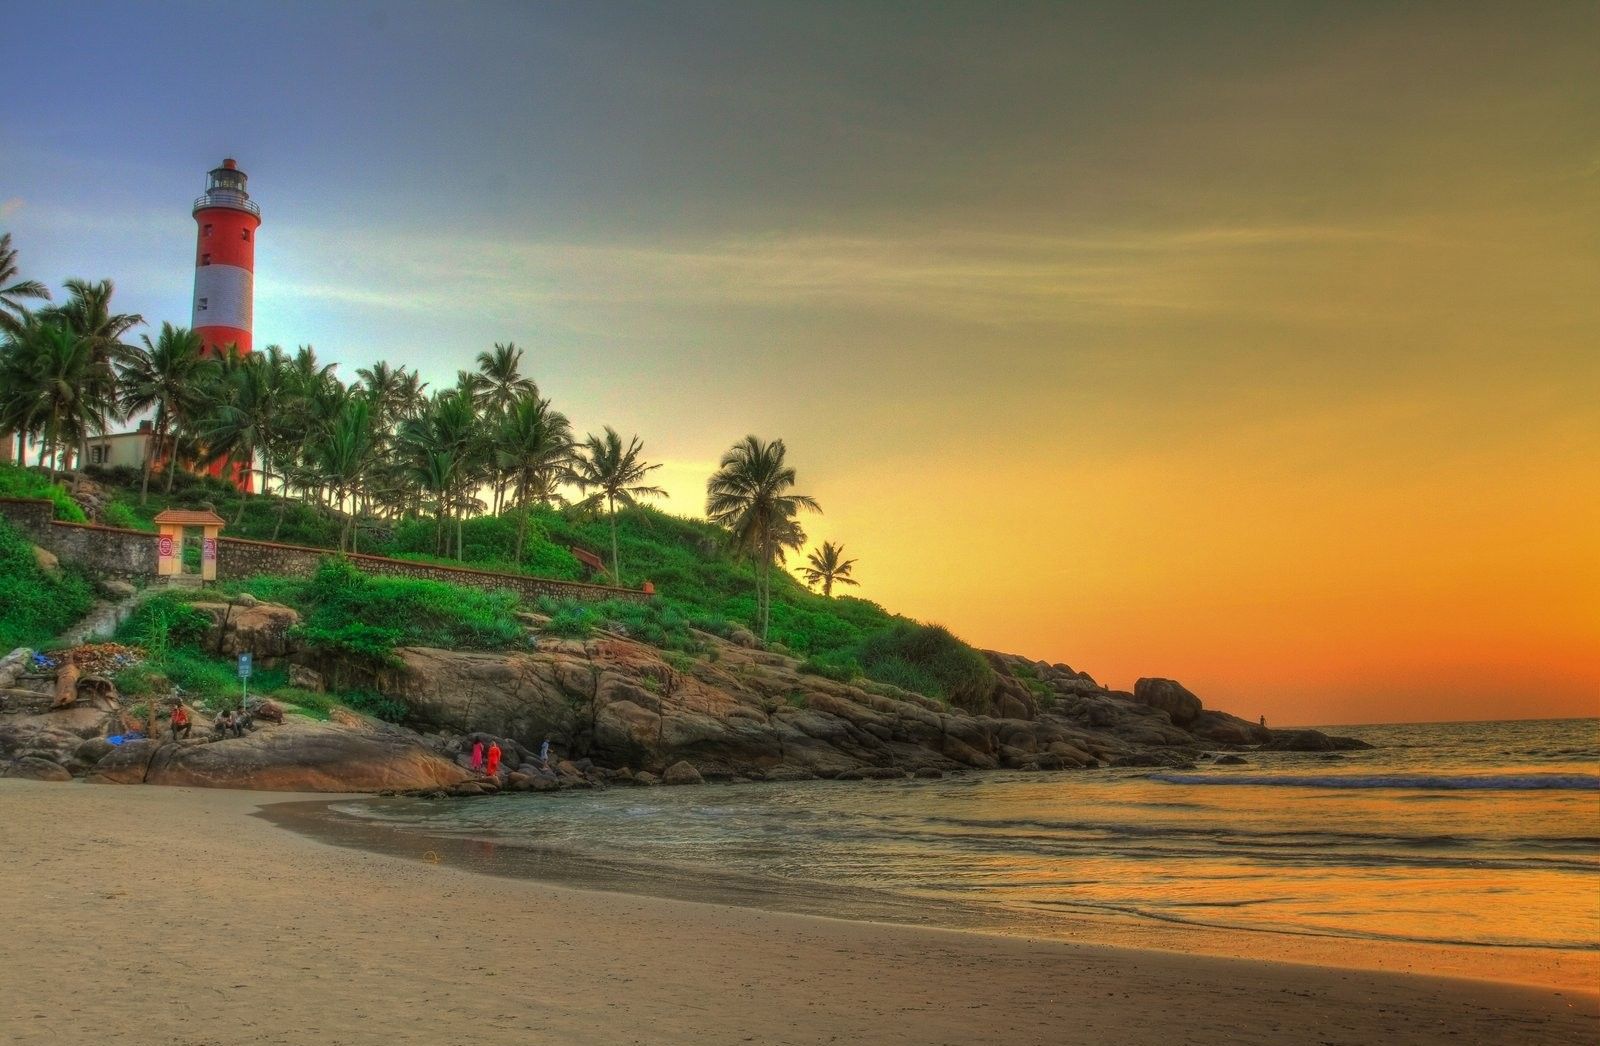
left=193, top=208, right=259, bottom=270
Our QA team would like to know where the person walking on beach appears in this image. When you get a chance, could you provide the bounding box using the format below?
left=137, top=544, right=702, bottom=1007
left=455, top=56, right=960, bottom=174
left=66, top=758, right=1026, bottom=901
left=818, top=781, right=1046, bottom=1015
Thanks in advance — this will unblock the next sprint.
left=486, top=741, right=502, bottom=776
left=470, top=739, right=485, bottom=772
left=169, top=703, right=191, bottom=740
left=1259, top=714, right=1267, bottom=728
left=539, top=738, right=551, bottom=767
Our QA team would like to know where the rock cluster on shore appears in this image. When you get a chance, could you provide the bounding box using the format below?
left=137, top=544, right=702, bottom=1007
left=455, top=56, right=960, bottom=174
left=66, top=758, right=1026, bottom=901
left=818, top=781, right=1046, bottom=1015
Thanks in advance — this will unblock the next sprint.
left=0, top=597, right=1373, bottom=793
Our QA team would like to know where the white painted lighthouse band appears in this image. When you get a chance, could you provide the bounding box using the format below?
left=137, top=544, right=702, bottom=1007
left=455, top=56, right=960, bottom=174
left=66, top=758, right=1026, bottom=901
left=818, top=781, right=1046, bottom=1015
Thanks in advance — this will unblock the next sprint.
left=191, top=158, right=260, bottom=356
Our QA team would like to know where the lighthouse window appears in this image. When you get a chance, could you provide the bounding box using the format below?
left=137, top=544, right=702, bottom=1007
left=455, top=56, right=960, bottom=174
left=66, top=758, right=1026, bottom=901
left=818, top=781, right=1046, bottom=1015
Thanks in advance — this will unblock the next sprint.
left=198, top=297, right=208, bottom=312
left=203, top=223, right=212, bottom=237
left=201, top=253, right=211, bottom=266
left=241, top=228, right=251, bottom=241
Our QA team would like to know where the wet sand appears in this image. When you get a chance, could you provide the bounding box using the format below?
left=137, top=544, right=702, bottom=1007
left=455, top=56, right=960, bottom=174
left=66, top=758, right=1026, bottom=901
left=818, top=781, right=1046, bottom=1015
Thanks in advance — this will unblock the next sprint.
left=1, top=780, right=1594, bottom=1046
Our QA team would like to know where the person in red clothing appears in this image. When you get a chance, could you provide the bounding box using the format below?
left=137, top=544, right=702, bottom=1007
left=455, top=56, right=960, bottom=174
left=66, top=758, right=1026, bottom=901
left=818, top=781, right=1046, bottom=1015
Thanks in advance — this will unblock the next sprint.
left=486, top=741, right=502, bottom=776
left=470, top=740, right=485, bottom=772
left=169, top=703, right=191, bottom=740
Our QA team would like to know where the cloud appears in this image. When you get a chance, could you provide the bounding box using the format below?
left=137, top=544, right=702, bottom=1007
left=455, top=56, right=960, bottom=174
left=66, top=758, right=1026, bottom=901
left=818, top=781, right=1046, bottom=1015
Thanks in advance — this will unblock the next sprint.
left=0, top=198, right=22, bottom=219
left=260, top=220, right=1417, bottom=327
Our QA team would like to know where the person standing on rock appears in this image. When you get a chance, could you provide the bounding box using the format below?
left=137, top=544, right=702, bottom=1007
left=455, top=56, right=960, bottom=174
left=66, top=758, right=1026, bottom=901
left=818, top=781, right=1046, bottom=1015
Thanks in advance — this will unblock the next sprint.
left=471, top=739, right=485, bottom=773
left=486, top=741, right=502, bottom=777
left=539, top=738, right=551, bottom=767
left=170, top=702, right=191, bottom=740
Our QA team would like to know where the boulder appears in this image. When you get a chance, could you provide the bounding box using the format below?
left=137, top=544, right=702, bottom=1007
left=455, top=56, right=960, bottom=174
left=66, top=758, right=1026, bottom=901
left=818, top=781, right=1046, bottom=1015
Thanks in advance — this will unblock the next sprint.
left=193, top=602, right=301, bottom=659
left=728, top=628, right=759, bottom=649
left=3, top=755, right=73, bottom=781
left=661, top=760, right=703, bottom=786
left=1214, top=754, right=1248, bottom=765
left=31, top=545, right=60, bottom=576
left=87, top=720, right=473, bottom=792
left=1132, top=678, right=1203, bottom=726
left=288, top=665, right=324, bottom=692
left=1258, top=730, right=1373, bottom=752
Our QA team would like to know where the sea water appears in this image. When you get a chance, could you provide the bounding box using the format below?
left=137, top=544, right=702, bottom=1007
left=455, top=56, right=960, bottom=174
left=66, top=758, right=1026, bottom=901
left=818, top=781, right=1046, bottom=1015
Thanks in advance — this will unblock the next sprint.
left=334, top=718, right=1599, bottom=954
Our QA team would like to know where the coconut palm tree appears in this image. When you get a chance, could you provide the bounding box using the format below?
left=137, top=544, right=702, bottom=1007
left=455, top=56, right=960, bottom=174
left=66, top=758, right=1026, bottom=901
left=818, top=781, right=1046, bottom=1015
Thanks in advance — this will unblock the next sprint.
left=201, top=348, right=290, bottom=518
left=41, top=279, right=142, bottom=471
left=802, top=542, right=859, bottom=598
left=705, top=436, right=820, bottom=640
left=16, top=320, right=97, bottom=479
left=314, top=395, right=376, bottom=551
left=571, top=427, right=666, bottom=585
left=399, top=389, right=482, bottom=557
left=118, top=323, right=217, bottom=504
left=495, top=390, right=573, bottom=563
left=475, top=343, right=536, bottom=412
left=0, top=232, right=50, bottom=336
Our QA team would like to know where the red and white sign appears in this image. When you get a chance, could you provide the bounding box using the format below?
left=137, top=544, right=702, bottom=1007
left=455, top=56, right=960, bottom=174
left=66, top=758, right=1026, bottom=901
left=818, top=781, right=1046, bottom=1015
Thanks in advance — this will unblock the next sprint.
left=203, top=538, right=217, bottom=560
left=158, top=535, right=174, bottom=559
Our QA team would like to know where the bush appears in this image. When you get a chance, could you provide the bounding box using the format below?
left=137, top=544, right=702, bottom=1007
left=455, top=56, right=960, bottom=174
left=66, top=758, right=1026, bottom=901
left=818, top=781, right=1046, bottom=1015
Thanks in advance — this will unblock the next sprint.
left=117, top=593, right=213, bottom=654
left=100, top=501, right=148, bottom=530
left=0, top=463, right=86, bottom=522
left=799, top=656, right=861, bottom=683
left=0, top=517, right=95, bottom=650
left=339, top=689, right=408, bottom=723
left=542, top=603, right=597, bottom=638
left=857, top=622, right=996, bottom=712
left=289, top=559, right=522, bottom=667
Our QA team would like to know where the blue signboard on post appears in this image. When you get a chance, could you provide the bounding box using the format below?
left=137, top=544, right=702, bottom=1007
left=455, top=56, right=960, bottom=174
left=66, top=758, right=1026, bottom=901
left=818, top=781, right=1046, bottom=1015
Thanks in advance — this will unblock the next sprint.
left=237, top=653, right=253, bottom=680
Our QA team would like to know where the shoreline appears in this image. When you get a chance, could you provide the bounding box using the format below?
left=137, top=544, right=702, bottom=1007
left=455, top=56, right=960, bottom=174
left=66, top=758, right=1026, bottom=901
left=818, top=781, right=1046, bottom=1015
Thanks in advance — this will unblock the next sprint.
left=271, top=791, right=1600, bottom=995
left=2, top=781, right=1595, bottom=1046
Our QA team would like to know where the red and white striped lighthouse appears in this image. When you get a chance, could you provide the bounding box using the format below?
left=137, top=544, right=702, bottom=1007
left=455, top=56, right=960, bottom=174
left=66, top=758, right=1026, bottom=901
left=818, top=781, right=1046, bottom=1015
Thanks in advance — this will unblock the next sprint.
left=191, top=158, right=260, bottom=356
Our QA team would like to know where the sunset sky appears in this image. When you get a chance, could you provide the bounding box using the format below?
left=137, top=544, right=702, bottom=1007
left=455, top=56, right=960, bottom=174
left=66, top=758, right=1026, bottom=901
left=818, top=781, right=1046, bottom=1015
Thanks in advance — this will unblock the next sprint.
left=3, top=2, right=1596, bottom=725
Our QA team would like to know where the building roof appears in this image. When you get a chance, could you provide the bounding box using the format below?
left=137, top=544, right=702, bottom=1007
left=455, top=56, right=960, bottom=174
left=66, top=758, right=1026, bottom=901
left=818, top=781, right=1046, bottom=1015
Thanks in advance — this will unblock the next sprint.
left=153, top=509, right=227, bottom=527
left=570, top=546, right=606, bottom=571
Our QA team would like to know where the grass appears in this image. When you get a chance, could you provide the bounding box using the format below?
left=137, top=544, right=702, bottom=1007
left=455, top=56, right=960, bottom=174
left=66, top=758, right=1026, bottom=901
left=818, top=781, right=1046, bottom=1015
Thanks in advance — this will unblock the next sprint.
left=0, top=462, right=88, bottom=522
left=0, top=516, right=95, bottom=650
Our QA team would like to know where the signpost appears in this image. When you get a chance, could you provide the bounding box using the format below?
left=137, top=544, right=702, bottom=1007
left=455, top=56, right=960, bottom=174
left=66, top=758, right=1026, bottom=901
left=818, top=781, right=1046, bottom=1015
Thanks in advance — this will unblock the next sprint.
left=237, top=652, right=252, bottom=707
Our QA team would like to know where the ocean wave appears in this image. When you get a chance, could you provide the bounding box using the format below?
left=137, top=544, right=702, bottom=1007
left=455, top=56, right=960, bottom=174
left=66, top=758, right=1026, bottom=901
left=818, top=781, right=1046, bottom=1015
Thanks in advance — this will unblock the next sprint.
left=1149, top=772, right=1600, bottom=791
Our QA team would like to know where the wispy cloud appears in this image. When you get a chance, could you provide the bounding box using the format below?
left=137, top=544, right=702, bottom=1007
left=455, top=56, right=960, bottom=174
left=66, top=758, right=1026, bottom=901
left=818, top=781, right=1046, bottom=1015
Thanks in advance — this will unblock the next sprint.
left=259, top=220, right=1420, bottom=327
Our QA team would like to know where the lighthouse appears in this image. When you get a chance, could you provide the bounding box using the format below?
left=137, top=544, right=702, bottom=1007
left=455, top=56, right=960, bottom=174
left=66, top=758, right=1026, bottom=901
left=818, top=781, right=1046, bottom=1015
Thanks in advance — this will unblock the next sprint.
left=191, top=158, right=260, bottom=356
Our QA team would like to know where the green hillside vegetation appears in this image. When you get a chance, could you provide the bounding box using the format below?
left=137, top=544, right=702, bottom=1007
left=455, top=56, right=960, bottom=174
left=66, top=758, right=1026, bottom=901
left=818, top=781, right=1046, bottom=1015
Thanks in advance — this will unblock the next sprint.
left=0, top=244, right=997, bottom=712
left=0, top=516, right=94, bottom=650
left=0, top=462, right=87, bottom=523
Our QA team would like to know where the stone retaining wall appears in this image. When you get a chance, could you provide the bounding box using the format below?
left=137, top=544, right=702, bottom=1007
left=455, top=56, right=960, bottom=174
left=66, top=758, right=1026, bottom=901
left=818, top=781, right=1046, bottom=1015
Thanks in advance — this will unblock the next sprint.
left=0, top=497, right=650, bottom=605
left=217, top=537, right=650, bottom=604
left=1, top=498, right=156, bottom=576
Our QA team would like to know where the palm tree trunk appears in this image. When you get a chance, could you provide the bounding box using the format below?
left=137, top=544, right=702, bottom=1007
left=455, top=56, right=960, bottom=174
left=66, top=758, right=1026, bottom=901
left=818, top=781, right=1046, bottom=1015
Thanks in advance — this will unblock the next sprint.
left=608, top=494, right=621, bottom=585
left=139, top=423, right=160, bottom=506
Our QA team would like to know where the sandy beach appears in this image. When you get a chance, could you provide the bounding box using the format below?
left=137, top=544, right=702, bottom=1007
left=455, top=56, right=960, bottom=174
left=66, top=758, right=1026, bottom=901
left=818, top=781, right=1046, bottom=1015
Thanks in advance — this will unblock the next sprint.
left=1, top=781, right=1594, bottom=1046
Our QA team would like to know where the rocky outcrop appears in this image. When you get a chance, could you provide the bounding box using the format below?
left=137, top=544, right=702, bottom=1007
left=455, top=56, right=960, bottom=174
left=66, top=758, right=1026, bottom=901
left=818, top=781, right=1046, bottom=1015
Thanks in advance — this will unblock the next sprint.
left=191, top=600, right=301, bottom=661
left=1132, top=678, right=1203, bottom=726
left=347, top=631, right=1290, bottom=780
left=87, top=718, right=473, bottom=791
left=1257, top=729, right=1373, bottom=752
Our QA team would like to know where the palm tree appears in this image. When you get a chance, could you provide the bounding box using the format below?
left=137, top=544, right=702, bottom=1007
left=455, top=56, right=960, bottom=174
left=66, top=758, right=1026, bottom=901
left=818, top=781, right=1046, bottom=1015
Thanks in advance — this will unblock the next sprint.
left=802, top=542, right=859, bottom=598
left=201, top=349, right=285, bottom=519
left=475, top=342, right=536, bottom=413
left=571, top=427, right=666, bottom=585
left=41, top=278, right=142, bottom=472
left=706, top=436, right=820, bottom=641
left=495, top=390, right=573, bottom=564
left=0, top=232, right=50, bottom=335
left=314, top=396, right=376, bottom=551
left=398, top=389, right=482, bottom=557
left=118, top=323, right=216, bottom=504
left=18, top=320, right=97, bottom=479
